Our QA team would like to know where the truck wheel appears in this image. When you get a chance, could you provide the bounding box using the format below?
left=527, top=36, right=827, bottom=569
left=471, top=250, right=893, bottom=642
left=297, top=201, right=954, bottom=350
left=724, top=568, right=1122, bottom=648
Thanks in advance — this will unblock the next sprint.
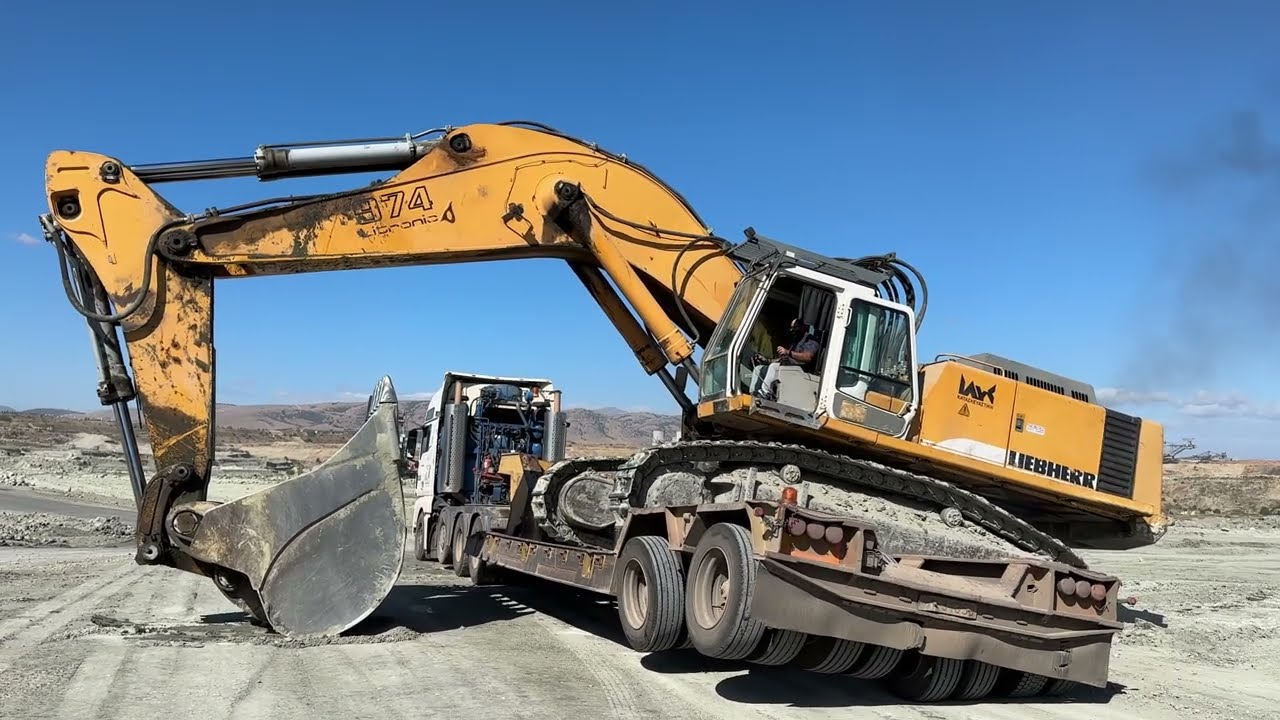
left=884, top=652, right=964, bottom=702
left=413, top=515, right=428, bottom=561
left=467, top=517, right=497, bottom=585
left=435, top=515, right=453, bottom=566
left=684, top=522, right=766, bottom=660
left=616, top=535, right=686, bottom=653
left=453, top=519, right=471, bottom=578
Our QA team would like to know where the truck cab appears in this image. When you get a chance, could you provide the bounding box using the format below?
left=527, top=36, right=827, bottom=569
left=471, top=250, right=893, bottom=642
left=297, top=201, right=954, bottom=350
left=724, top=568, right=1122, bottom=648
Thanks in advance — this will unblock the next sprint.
left=406, top=371, right=566, bottom=563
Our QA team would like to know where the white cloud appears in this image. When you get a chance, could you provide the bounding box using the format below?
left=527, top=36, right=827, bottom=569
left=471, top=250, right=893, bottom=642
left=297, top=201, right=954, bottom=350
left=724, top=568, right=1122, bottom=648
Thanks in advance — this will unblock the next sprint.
left=1098, top=386, right=1280, bottom=420
left=1179, top=390, right=1280, bottom=419
left=1096, top=387, right=1173, bottom=405
left=7, top=232, right=38, bottom=246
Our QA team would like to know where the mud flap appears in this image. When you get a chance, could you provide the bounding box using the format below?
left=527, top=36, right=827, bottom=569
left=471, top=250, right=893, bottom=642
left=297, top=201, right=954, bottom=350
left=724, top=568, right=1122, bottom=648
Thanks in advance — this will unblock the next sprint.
left=184, top=377, right=406, bottom=638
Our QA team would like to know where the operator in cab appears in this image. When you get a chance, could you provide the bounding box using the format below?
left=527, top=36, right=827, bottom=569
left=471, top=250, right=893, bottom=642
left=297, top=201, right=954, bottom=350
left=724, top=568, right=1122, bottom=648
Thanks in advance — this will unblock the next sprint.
left=750, top=317, right=821, bottom=401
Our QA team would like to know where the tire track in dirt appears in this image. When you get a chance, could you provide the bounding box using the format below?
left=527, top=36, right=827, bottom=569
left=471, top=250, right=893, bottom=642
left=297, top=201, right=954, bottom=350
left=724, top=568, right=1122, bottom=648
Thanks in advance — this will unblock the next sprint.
left=46, top=561, right=171, bottom=717
left=0, top=553, right=134, bottom=641
left=491, top=591, right=646, bottom=719
left=0, top=560, right=139, bottom=674
left=49, top=636, right=132, bottom=718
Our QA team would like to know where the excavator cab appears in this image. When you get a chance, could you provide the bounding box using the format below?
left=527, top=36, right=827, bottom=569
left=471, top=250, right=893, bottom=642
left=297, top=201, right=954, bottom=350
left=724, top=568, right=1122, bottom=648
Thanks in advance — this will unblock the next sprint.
left=698, top=237, right=922, bottom=439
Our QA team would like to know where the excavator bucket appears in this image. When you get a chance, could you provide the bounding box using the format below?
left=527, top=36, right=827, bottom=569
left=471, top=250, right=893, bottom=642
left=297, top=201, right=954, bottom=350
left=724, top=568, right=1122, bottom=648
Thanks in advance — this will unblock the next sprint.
left=183, top=376, right=406, bottom=638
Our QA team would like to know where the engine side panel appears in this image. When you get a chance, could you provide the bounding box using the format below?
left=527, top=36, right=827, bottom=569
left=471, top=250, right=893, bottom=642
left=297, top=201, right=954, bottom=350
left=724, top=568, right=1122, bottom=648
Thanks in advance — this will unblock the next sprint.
left=918, top=361, right=1114, bottom=493
left=915, top=364, right=1020, bottom=467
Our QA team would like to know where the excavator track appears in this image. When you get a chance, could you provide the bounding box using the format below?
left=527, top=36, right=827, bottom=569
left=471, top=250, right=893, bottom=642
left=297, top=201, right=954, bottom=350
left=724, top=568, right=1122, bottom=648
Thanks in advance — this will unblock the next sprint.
left=531, top=457, right=629, bottom=543
left=532, top=440, right=1086, bottom=569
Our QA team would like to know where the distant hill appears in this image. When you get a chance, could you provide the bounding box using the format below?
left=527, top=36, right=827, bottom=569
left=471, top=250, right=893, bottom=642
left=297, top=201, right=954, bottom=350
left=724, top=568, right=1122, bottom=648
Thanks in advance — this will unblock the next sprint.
left=3, top=400, right=681, bottom=452
left=17, top=408, right=83, bottom=417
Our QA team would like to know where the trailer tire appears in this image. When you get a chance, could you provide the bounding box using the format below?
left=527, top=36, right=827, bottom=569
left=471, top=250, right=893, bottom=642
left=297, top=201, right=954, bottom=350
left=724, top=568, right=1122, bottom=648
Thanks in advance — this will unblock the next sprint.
left=453, top=518, right=471, bottom=578
left=413, top=514, right=428, bottom=561
left=1039, top=677, right=1075, bottom=697
left=993, top=669, right=1049, bottom=698
left=884, top=652, right=965, bottom=702
left=749, top=629, right=807, bottom=666
left=801, top=638, right=865, bottom=674
left=846, top=644, right=904, bottom=680
left=616, top=535, right=686, bottom=653
left=684, top=522, right=766, bottom=660
left=951, top=660, right=1001, bottom=701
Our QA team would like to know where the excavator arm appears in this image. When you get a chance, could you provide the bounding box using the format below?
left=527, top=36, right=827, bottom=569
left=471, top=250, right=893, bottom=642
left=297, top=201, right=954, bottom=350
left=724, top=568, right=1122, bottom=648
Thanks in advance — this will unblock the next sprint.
left=40, top=121, right=748, bottom=637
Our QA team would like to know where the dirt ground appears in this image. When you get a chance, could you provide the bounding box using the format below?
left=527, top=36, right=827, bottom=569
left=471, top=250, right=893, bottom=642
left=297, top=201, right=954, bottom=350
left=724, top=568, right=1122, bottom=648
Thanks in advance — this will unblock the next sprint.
left=1, top=430, right=1279, bottom=718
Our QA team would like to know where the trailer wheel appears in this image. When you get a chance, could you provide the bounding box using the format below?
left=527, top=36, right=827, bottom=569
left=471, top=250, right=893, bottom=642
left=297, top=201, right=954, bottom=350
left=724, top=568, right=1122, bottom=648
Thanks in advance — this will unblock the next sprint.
left=884, top=652, right=965, bottom=702
left=748, top=628, right=807, bottom=666
left=793, top=637, right=864, bottom=674
left=993, top=669, right=1049, bottom=698
left=684, top=522, right=766, bottom=660
left=1039, top=677, right=1075, bottom=697
left=413, top=514, right=428, bottom=561
left=453, top=518, right=471, bottom=578
left=951, top=660, right=1001, bottom=701
left=846, top=644, right=904, bottom=680
left=616, top=535, right=686, bottom=653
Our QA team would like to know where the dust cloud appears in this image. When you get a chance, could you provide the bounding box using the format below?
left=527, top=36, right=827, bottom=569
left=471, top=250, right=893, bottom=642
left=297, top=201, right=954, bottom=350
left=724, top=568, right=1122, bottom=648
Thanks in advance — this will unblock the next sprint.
left=1119, top=107, right=1280, bottom=391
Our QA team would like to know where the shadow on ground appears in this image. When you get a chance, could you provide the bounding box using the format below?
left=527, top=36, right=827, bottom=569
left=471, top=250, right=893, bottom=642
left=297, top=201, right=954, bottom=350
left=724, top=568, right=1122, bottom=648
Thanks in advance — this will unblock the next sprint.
left=434, top=570, right=1130, bottom=709
left=101, top=560, right=1129, bottom=707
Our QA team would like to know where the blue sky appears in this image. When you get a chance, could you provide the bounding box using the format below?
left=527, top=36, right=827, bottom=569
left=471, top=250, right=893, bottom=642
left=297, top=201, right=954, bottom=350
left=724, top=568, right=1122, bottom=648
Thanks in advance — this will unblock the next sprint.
left=2, top=2, right=1277, bottom=458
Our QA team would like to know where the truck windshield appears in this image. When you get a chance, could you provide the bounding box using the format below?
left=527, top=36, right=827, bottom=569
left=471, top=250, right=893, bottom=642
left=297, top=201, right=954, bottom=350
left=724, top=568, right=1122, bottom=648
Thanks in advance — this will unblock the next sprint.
left=837, top=300, right=914, bottom=406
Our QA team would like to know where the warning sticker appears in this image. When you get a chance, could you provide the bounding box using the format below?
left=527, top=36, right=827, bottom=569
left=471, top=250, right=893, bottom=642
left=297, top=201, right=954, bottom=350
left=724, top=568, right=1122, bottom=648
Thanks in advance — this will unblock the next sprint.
left=958, top=404, right=970, bottom=417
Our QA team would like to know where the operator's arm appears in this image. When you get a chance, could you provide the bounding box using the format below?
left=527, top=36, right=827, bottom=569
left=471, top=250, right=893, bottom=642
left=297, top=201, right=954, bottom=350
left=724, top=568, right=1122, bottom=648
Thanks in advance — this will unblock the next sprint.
left=777, top=339, right=819, bottom=364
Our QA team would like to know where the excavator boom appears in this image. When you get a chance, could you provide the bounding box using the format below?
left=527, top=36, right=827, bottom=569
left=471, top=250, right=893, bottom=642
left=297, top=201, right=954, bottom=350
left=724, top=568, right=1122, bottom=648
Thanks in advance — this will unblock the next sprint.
left=40, top=121, right=751, bottom=637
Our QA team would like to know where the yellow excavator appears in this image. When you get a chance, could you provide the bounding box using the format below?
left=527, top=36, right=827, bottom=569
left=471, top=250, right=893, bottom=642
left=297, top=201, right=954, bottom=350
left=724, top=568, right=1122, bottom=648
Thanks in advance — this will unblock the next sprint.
left=37, top=121, right=1164, bottom=658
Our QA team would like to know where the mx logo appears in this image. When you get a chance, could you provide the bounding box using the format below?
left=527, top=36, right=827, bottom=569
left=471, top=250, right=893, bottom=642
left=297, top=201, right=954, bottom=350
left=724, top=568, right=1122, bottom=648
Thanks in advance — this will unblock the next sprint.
left=958, top=374, right=996, bottom=405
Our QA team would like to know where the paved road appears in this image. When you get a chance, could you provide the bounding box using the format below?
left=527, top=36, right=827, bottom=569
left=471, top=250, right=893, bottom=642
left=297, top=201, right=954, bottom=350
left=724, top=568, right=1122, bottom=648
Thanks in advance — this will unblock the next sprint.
left=0, top=485, right=131, bottom=520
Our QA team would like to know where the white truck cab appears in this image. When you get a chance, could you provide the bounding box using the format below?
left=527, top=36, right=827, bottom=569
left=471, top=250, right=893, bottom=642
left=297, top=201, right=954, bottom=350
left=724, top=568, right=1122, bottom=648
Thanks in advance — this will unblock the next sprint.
left=405, top=371, right=563, bottom=562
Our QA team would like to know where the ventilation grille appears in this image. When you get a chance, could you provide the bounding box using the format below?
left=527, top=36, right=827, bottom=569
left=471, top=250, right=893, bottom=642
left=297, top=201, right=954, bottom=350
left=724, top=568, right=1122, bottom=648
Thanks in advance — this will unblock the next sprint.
left=1097, top=409, right=1141, bottom=499
left=989, top=366, right=1090, bottom=401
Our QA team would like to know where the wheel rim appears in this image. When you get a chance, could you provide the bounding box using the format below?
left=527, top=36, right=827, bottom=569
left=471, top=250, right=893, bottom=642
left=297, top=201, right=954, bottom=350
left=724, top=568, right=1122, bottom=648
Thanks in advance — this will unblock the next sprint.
left=621, top=559, right=649, bottom=629
left=436, top=523, right=449, bottom=560
left=692, top=546, right=730, bottom=630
